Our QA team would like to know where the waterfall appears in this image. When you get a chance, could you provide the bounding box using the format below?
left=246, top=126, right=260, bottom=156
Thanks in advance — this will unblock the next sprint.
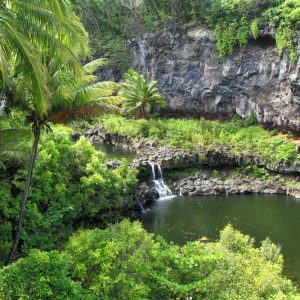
left=137, top=39, right=147, bottom=74
left=149, top=162, right=173, bottom=200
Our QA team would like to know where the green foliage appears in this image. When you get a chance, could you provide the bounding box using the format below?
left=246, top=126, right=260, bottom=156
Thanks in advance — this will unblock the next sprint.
left=160, top=2, right=297, bottom=61
left=0, top=126, right=138, bottom=260
left=251, top=18, right=260, bottom=39
left=0, top=0, right=89, bottom=117
left=215, top=17, right=250, bottom=57
left=0, top=250, right=87, bottom=300
left=244, top=110, right=258, bottom=127
left=120, top=69, right=166, bottom=119
left=235, top=165, right=270, bottom=180
left=66, top=220, right=162, bottom=299
left=72, top=0, right=299, bottom=64
left=203, top=0, right=299, bottom=60
left=2, top=52, right=122, bottom=263
left=212, top=169, right=220, bottom=178
left=143, top=0, right=206, bottom=24
left=98, top=115, right=300, bottom=165
left=263, top=0, right=300, bottom=63
left=70, top=0, right=144, bottom=67
left=0, top=221, right=297, bottom=299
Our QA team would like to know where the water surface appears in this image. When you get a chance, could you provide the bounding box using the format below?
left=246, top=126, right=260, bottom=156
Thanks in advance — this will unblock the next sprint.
left=94, top=142, right=136, bottom=162
left=140, top=194, right=300, bottom=284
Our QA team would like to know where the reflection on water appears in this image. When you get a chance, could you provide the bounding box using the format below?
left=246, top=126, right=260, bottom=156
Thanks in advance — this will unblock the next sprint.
left=93, top=142, right=136, bottom=162
left=140, top=194, right=300, bottom=284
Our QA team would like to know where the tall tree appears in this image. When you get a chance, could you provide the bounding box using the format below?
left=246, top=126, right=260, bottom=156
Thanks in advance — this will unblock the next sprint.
left=3, top=57, right=119, bottom=264
left=0, top=0, right=119, bottom=264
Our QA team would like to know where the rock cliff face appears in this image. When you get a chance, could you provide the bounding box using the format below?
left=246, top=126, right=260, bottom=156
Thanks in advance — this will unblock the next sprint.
left=130, top=24, right=300, bottom=132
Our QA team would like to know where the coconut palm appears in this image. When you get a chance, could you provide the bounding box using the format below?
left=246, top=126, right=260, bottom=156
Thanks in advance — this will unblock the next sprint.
left=120, top=69, right=165, bottom=119
left=2, top=57, right=120, bottom=265
left=0, top=0, right=89, bottom=116
left=0, top=0, right=89, bottom=264
left=0, top=0, right=121, bottom=264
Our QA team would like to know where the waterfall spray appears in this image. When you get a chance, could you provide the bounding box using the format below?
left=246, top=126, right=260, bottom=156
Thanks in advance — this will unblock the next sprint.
left=149, top=161, right=174, bottom=200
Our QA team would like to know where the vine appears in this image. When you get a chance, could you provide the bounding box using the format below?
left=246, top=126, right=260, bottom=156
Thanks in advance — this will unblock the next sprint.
left=216, top=18, right=250, bottom=57
left=71, top=0, right=299, bottom=64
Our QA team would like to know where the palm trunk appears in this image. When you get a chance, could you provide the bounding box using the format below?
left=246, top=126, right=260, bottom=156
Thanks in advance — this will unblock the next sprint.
left=5, top=125, right=40, bottom=265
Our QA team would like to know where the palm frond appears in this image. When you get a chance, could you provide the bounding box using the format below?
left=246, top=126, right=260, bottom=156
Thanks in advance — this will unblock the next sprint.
left=0, top=128, right=32, bottom=145
left=0, top=10, right=49, bottom=116
left=84, top=58, right=108, bottom=74
left=0, top=128, right=32, bottom=166
left=48, top=104, right=120, bottom=124
left=0, top=149, right=30, bottom=165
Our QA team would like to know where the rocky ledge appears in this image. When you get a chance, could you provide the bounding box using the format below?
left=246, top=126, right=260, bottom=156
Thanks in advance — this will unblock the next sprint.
left=170, top=171, right=300, bottom=199
left=82, top=126, right=300, bottom=202
left=135, top=170, right=300, bottom=205
left=84, top=126, right=300, bottom=175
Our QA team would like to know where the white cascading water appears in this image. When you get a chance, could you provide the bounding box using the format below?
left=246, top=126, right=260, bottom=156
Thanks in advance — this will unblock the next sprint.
left=137, top=39, right=147, bottom=73
left=149, top=162, right=173, bottom=199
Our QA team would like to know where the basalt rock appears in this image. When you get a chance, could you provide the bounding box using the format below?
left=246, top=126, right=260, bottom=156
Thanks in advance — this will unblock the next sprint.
left=135, top=182, right=158, bottom=205
left=286, top=186, right=300, bottom=199
left=83, top=127, right=300, bottom=201
left=130, top=24, right=300, bottom=133
left=85, top=126, right=300, bottom=175
left=170, top=172, right=299, bottom=199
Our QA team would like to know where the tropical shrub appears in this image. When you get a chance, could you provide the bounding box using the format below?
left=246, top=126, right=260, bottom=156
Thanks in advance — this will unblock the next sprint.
left=0, top=126, right=138, bottom=261
left=0, top=221, right=297, bottom=299
left=0, top=250, right=87, bottom=300
left=235, top=165, right=270, bottom=180
left=263, top=0, right=300, bottom=63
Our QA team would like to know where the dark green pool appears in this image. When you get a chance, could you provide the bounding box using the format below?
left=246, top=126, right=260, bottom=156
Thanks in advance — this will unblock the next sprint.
left=140, top=194, right=300, bottom=284
left=94, top=142, right=136, bottom=162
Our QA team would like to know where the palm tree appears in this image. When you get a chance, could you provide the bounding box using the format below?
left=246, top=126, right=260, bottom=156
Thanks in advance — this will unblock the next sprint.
left=0, top=0, right=120, bottom=264
left=120, top=69, right=165, bottom=119
left=0, top=0, right=89, bottom=264
left=0, top=0, right=89, bottom=116
left=2, top=57, right=120, bottom=265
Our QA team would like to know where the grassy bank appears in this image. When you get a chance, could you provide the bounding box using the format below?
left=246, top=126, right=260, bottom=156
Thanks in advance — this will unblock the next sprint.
left=97, top=115, right=300, bottom=165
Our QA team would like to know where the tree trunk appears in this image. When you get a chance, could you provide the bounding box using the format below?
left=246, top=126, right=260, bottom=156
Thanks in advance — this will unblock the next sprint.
left=5, top=125, right=40, bottom=265
left=135, top=106, right=143, bottom=119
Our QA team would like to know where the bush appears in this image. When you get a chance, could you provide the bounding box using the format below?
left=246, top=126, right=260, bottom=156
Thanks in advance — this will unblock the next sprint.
left=263, top=0, right=300, bottom=63
left=0, top=125, right=138, bottom=261
left=65, top=220, right=162, bottom=299
left=0, top=250, right=87, bottom=300
left=1, top=221, right=297, bottom=299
